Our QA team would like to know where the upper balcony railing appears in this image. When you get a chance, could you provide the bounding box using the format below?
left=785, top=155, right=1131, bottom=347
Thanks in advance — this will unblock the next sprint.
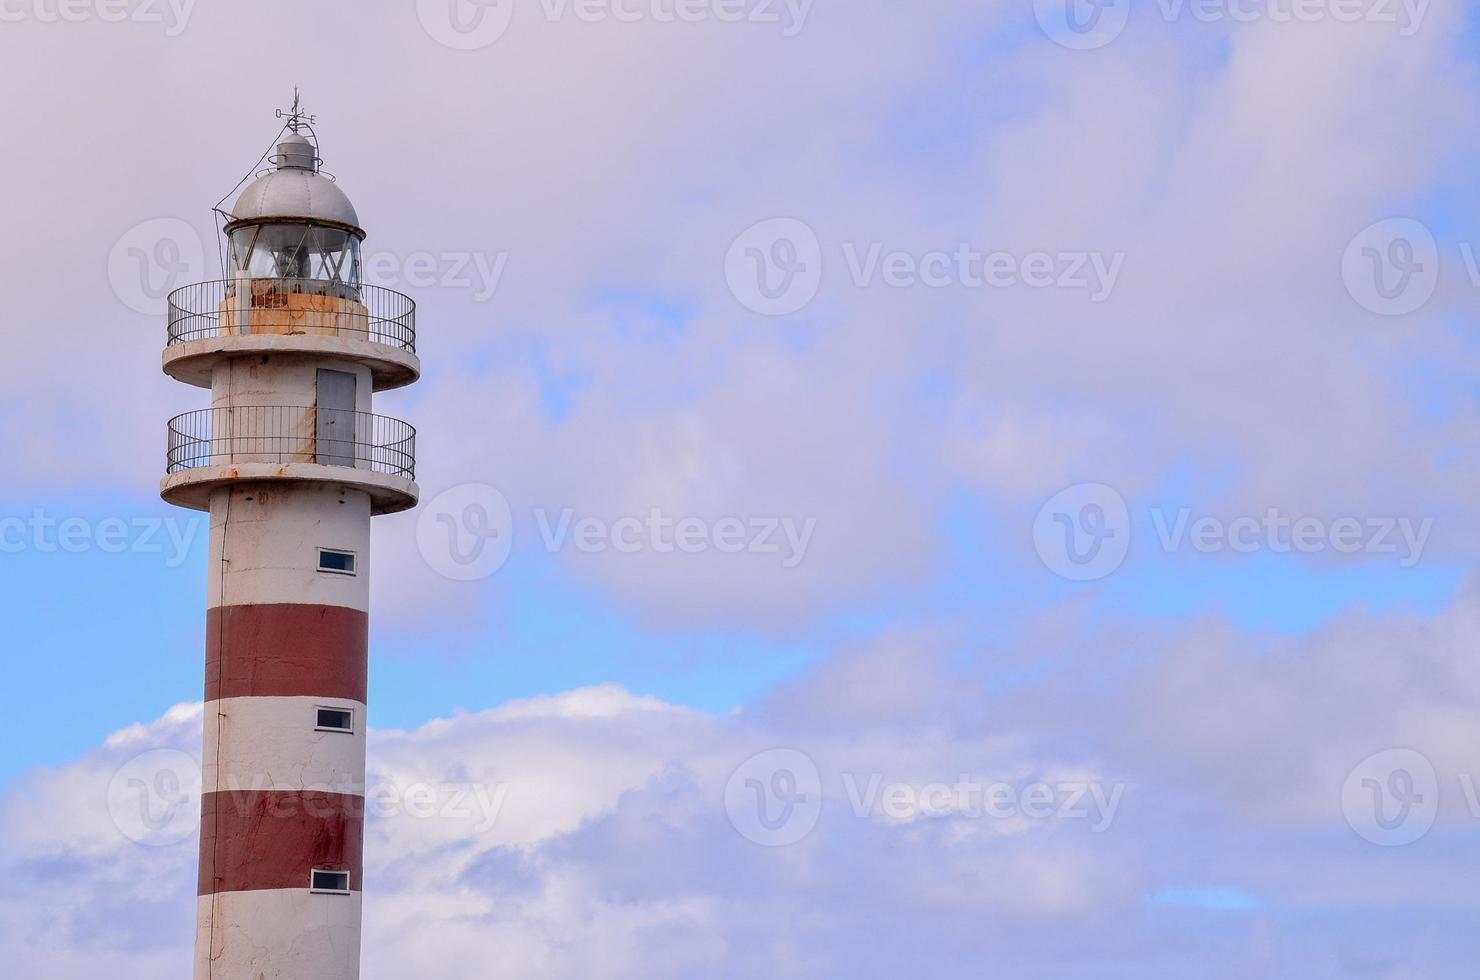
left=166, top=278, right=416, bottom=353
left=166, top=405, right=416, bottom=481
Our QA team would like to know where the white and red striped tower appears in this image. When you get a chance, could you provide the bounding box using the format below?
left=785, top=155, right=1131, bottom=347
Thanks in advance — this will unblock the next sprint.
left=160, top=99, right=419, bottom=980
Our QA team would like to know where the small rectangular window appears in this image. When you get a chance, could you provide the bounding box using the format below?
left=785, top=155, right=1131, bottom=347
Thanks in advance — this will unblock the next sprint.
left=311, top=869, right=351, bottom=895
left=316, top=707, right=354, bottom=733
left=318, top=549, right=356, bottom=575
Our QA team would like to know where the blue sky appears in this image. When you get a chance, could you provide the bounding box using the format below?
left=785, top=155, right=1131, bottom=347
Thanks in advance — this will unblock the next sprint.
left=6, top=475, right=1460, bottom=786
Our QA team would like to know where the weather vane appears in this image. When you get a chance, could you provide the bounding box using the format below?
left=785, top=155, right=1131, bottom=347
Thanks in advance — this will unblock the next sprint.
left=276, top=87, right=316, bottom=133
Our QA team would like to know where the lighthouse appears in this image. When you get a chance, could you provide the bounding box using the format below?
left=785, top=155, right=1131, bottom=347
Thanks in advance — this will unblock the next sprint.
left=160, top=99, right=419, bottom=979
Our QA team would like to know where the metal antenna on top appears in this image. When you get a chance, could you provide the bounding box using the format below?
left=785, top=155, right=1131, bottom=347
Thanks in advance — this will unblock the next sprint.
left=276, top=87, right=317, bottom=134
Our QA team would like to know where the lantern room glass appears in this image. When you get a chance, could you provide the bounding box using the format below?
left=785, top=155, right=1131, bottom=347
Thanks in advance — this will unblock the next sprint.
left=229, top=222, right=363, bottom=289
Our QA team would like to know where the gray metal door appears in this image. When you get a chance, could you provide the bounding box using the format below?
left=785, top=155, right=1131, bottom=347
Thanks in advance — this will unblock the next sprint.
left=316, top=369, right=358, bottom=467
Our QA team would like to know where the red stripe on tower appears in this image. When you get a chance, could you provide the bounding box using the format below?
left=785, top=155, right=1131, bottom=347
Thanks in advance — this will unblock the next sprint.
left=206, top=604, right=369, bottom=702
left=199, top=790, right=365, bottom=895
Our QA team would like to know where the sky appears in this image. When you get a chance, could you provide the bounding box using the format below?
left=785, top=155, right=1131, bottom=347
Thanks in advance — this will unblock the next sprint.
left=2, top=0, right=1479, bottom=976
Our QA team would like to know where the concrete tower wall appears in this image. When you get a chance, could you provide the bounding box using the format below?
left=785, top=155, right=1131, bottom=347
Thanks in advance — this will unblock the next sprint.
left=207, top=483, right=372, bottom=612
left=209, top=354, right=374, bottom=413
left=194, top=892, right=364, bottom=978
left=195, top=481, right=370, bottom=980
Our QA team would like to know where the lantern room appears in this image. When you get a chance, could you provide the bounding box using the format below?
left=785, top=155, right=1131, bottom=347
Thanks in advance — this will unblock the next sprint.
left=160, top=100, right=420, bottom=411
left=224, top=132, right=365, bottom=290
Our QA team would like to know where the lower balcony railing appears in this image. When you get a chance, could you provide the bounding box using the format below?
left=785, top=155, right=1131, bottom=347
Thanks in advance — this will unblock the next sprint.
left=166, top=406, right=416, bottom=480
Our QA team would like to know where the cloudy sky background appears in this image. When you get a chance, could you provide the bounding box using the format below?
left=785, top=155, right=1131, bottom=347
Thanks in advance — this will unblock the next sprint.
left=2, top=0, right=1479, bottom=976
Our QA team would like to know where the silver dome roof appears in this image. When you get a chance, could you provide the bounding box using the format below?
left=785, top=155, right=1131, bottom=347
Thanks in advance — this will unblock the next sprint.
left=230, top=134, right=362, bottom=232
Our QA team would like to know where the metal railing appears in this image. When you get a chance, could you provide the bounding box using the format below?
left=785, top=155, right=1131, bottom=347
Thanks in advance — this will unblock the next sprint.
left=166, top=278, right=416, bottom=352
left=166, top=406, right=416, bottom=480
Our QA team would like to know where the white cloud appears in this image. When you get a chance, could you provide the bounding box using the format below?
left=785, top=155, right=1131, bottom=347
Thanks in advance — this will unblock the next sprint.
left=10, top=587, right=1480, bottom=975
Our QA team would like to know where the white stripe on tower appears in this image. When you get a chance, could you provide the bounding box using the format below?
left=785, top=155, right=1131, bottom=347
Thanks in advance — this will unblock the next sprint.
left=203, top=695, right=369, bottom=793
left=194, top=892, right=364, bottom=979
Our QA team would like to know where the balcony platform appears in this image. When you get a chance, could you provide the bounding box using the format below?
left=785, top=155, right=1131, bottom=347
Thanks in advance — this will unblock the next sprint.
left=162, top=405, right=418, bottom=515
left=164, top=278, right=420, bottom=391
left=161, top=462, right=418, bottom=515
left=163, top=332, right=420, bottom=391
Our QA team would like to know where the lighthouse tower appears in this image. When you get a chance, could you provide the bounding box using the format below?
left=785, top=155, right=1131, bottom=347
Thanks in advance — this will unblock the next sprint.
left=160, top=100, right=418, bottom=979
